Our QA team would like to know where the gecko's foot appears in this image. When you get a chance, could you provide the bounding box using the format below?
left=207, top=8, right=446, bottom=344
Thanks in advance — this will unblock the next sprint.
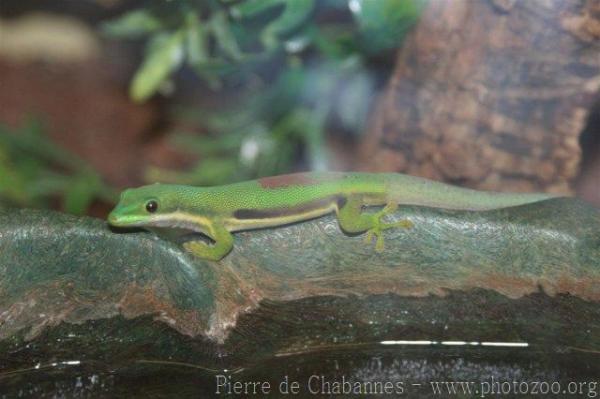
left=363, top=203, right=413, bottom=252
left=364, top=228, right=386, bottom=252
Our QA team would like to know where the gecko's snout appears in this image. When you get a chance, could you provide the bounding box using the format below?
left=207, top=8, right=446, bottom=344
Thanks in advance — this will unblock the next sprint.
left=107, top=202, right=131, bottom=226
left=107, top=210, right=123, bottom=226
left=107, top=202, right=149, bottom=227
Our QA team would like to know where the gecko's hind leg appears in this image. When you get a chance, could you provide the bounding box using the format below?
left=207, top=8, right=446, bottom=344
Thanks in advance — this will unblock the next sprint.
left=363, top=202, right=413, bottom=251
left=337, top=197, right=413, bottom=252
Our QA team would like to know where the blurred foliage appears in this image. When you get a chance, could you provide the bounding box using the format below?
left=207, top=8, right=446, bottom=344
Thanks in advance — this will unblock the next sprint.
left=0, top=120, right=116, bottom=214
left=104, top=0, right=424, bottom=184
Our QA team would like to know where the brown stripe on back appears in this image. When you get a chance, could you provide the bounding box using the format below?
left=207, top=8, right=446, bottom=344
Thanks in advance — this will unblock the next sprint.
left=258, top=173, right=318, bottom=189
left=234, top=195, right=345, bottom=220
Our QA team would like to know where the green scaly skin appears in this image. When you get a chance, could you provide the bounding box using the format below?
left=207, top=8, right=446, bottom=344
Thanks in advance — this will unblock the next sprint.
left=107, top=172, right=558, bottom=261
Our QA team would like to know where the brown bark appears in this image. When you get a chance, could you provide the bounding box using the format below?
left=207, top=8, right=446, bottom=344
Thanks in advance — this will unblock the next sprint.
left=360, top=0, right=600, bottom=194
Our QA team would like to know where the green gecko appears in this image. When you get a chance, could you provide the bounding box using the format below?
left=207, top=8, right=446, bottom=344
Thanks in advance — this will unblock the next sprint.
left=107, top=172, right=557, bottom=261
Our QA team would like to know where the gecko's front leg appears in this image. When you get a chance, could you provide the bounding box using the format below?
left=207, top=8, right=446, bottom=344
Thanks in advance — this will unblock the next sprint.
left=183, top=222, right=234, bottom=261
left=336, top=195, right=412, bottom=252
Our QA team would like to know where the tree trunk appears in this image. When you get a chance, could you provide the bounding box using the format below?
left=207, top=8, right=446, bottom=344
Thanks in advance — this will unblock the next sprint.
left=360, top=0, right=600, bottom=194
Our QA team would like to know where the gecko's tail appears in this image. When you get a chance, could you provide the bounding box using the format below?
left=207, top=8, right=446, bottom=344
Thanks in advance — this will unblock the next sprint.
left=385, top=173, right=560, bottom=211
left=470, top=191, right=558, bottom=211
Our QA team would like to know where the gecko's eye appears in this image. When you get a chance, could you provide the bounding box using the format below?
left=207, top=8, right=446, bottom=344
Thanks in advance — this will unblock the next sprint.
left=145, top=200, right=158, bottom=213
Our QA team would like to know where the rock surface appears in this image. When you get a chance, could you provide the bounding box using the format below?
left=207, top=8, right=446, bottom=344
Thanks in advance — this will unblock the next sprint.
left=0, top=200, right=599, bottom=395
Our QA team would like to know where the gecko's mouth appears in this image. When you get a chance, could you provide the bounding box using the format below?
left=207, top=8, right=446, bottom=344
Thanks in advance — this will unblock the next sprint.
left=107, top=212, right=123, bottom=226
left=106, top=209, right=148, bottom=227
left=107, top=209, right=215, bottom=246
left=107, top=212, right=143, bottom=227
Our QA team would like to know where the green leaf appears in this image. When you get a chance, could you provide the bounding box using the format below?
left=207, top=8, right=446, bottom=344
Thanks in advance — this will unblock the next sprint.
left=0, top=147, right=29, bottom=205
left=267, top=0, right=314, bottom=36
left=130, top=31, right=186, bottom=102
left=63, top=174, right=98, bottom=215
left=351, top=0, right=423, bottom=53
left=102, top=9, right=162, bottom=38
left=184, top=13, right=224, bottom=88
left=261, top=0, right=315, bottom=50
left=185, top=12, right=208, bottom=65
left=210, top=12, right=243, bottom=61
left=0, top=120, right=114, bottom=214
left=230, top=0, right=284, bottom=19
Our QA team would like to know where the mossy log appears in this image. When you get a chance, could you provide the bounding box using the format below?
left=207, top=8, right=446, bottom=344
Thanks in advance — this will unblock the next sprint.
left=0, top=199, right=599, bottom=396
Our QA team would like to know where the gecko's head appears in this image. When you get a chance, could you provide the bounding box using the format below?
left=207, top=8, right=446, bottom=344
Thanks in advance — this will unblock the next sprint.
left=108, top=184, right=184, bottom=228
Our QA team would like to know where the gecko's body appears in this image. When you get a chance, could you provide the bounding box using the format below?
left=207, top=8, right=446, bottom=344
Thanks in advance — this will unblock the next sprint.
left=107, top=172, right=557, bottom=261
